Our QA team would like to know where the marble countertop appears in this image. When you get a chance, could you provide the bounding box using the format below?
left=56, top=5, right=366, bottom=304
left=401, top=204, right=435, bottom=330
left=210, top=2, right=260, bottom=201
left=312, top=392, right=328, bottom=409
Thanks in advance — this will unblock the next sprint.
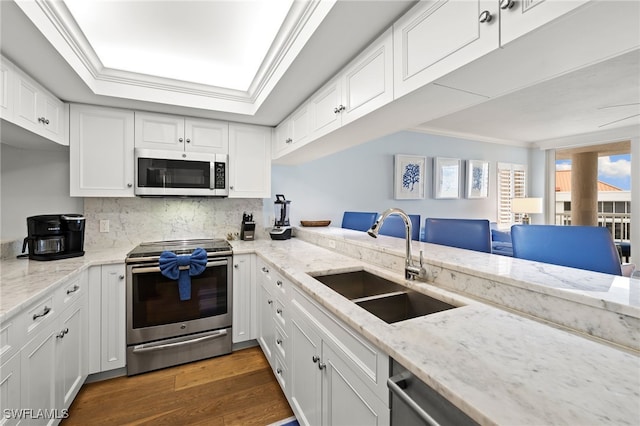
left=2, top=235, right=639, bottom=424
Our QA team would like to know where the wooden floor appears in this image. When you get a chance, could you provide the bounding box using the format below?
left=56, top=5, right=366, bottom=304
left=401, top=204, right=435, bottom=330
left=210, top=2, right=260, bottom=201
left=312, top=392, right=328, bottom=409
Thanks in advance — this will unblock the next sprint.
left=62, top=347, right=294, bottom=426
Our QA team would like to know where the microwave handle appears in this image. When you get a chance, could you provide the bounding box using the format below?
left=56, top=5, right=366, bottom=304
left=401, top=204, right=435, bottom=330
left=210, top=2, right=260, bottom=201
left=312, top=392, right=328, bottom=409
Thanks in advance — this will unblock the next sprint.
left=210, top=162, right=215, bottom=190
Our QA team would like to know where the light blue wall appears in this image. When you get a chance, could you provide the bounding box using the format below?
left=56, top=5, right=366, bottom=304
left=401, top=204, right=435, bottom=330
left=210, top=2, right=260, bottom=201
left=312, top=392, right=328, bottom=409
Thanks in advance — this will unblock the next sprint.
left=271, top=131, right=542, bottom=233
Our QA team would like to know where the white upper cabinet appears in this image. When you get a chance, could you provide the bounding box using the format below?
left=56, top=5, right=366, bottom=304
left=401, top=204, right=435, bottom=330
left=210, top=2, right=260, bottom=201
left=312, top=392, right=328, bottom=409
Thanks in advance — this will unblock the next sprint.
left=499, top=0, right=590, bottom=46
left=135, top=111, right=229, bottom=154
left=393, top=0, right=499, bottom=99
left=229, top=123, right=271, bottom=198
left=308, top=78, right=343, bottom=140
left=70, top=104, right=135, bottom=197
left=5, top=58, right=68, bottom=146
left=273, top=102, right=312, bottom=158
left=0, top=57, right=14, bottom=121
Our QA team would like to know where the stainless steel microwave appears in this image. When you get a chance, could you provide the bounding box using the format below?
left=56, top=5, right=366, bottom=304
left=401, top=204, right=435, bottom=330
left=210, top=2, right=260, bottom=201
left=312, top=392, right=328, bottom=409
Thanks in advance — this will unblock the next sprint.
left=134, top=148, right=228, bottom=197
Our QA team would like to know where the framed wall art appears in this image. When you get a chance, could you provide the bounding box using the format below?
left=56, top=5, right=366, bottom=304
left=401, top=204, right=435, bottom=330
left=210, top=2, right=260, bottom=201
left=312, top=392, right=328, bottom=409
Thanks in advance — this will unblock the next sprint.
left=394, top=154, right=426, bottom=200
left=433, top=157, right=460, bottom=199
left=466, top=160, right=490, bottom=199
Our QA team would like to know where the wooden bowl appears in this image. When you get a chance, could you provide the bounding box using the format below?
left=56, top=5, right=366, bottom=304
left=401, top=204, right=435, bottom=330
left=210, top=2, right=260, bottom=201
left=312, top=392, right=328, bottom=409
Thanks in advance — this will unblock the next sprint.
left=300, top=220, right=331, bottom=227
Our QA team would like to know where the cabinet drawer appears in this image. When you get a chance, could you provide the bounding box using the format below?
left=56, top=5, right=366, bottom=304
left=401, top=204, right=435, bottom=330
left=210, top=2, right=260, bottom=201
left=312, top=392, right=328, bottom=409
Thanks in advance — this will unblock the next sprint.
left=274, top=353, right=289, bottom=393
left=291, top=286, right=389, bottom=401
left=274, top=324, right=287, bottom=362
left=0, top=313, right=24, bottom=365
left=58, top=275, right=84, bottom=308
left=24, top=295, right=57, bottom=340
left=274, top=298, right=287, bottom=329
left=256, top=258, right=273, bottom=287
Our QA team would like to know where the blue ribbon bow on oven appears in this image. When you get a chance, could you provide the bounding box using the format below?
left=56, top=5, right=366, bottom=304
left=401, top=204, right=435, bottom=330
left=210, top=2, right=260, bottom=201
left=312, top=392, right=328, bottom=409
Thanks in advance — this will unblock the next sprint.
left=158, top=248, right=207, bottom=301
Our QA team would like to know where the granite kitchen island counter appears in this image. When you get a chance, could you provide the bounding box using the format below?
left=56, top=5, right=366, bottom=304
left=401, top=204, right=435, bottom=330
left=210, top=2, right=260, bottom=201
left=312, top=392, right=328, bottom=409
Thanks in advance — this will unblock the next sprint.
left=2, top=235, right=639, bottom=425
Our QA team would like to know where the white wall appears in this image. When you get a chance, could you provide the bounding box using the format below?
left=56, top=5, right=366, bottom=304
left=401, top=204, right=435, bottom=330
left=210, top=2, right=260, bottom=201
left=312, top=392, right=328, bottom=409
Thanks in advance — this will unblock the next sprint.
left=1, top=143, right=84, bottom=241
left=271, top=131, right=539, bottom=233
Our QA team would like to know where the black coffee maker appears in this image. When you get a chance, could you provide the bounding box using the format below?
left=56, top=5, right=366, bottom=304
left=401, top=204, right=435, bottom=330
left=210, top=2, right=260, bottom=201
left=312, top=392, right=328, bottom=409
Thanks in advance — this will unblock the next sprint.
left=22, top=214, right=86, bottom=260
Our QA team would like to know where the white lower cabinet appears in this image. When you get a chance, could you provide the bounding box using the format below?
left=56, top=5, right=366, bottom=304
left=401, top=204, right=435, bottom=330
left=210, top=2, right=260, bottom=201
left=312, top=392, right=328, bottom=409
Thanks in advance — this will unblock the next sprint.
left=232, top=254, right=257, bottom=343
left=0, top=352, right=21, bottom=426
left=289, top=298, right=389, bottom=426
left=257, top=281, right=276, bottom=364
left=87, top=264, right=126, bottom=373
left=55, top=296, right=87, bottom=411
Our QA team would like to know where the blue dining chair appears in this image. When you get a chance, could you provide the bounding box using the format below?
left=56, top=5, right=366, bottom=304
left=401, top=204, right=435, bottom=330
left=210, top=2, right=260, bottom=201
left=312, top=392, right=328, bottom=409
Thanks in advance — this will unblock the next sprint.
left=511, top=225, right=622, bottom=275
left=341, top=211, right=378, bottom=232
left=423, top=218, right=492, bottom=253
left=378, top=214, right=421, bottom=241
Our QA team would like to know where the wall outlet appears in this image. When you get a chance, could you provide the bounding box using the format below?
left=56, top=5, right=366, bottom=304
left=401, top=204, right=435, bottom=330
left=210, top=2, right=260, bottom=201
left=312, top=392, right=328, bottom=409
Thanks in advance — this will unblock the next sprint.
left=99, top=220, right=110, bottom=233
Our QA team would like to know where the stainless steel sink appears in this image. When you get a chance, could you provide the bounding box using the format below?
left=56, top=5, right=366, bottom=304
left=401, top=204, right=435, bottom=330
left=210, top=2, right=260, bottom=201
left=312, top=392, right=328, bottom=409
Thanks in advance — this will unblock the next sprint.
left=355, top=291, right=456, bottom=324
left=313, top=270, right=407, bottom=299
left=313, top=270, right=458, bottom=323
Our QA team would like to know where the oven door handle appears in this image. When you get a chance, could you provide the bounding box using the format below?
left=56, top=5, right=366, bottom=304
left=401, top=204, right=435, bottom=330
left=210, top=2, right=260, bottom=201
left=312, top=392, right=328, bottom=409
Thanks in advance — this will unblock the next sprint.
left=131, top=260, right=228, bottom=274
left=131, top=329, right=228, bottom=354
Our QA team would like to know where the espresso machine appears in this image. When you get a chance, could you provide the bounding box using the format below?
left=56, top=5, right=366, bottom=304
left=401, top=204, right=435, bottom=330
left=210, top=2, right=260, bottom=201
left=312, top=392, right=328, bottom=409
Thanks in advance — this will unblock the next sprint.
left=269, top=194, right=292, bottom=240
left=22, top=214, right=86, bottom=260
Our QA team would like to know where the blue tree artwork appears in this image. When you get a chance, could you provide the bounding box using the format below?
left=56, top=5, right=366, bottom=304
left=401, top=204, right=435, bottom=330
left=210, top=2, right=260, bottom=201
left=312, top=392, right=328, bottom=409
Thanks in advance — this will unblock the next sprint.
left=403, top=163, right=420, bottom=192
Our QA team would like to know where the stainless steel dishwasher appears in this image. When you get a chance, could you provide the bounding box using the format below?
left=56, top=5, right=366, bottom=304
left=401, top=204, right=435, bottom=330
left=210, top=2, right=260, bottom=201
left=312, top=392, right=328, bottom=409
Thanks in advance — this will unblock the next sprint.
left=388, top=359, right=478, bottom=426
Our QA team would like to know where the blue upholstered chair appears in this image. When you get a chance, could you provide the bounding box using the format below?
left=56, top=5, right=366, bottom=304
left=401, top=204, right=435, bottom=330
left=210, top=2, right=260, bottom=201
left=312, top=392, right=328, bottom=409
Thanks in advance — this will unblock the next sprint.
left=423, top=218, right=492, bottom=253
left=341, top=211, right=378, bottom=232
left=511, top=225, right=622, bottom=275
left=378, top=214, right=421, bottom=241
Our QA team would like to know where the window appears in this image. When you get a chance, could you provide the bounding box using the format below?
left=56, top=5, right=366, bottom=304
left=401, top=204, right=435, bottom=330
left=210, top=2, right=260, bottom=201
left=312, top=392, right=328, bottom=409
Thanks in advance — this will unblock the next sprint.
left=497, top=162, right=527, bottom=226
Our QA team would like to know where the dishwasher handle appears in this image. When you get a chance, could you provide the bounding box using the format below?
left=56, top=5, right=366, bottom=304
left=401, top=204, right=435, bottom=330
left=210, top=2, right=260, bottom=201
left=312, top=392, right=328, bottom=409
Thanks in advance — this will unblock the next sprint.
left=388, top=371, right=441, bottom=426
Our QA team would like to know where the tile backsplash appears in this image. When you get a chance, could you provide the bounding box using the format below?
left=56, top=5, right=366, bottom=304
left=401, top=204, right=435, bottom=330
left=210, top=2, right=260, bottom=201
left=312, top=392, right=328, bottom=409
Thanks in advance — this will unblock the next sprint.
left=84, top=197, right=267, bottom=249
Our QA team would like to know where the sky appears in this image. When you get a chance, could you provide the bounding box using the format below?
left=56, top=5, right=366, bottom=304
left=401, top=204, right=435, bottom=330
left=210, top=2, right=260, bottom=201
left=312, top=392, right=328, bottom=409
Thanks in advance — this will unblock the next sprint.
left=556, top=154, right=631, bottom=190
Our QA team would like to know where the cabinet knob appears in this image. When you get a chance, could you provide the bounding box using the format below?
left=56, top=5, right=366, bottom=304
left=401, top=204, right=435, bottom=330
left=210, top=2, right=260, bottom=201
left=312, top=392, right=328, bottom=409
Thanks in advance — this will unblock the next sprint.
left=479, top=10, right=493, bottom=23
left=339, top=104, right=345, bottom=112
left=276, top=308, right=283, bottom=315
left=262, top=267, right=269, bottom=273
left=234, top=264, right=239, bottom=268
left=276, top=368, right=283, bottom=375
left=119, top=275, right=125, bottom=280
left=285, top=138, right=293, bottom=144
left=127, top=183, right=133, bottom=188
left=268, top=299, right=273, bottom=305
left=318, top=362, right=326, bottom=370
left=312, top=355, right=320, bottom=363
left=186, top=138, right=191, bottom=143
left=500, top=0, right=515, bottom=10
left=38, top=117, right=50, bottom=124
left=334, top=107, right=340, bottom=114
left=179, top=138, right=184, bottom=143
left=230, top=186, right=234, bottom=190
left=276, top=338, right=282, bottom=345
left=276, top=280, right=282, bottom=287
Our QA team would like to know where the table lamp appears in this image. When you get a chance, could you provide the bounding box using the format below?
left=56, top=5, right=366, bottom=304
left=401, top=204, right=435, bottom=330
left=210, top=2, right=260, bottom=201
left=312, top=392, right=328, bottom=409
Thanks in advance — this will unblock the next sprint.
left=512, top=197, right=543, bottom=225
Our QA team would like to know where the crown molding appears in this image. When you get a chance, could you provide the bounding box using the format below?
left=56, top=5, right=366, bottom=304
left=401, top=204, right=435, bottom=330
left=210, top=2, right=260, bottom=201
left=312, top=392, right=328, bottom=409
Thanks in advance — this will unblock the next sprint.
left=16, top=0, right=334, bottom=115
left=408, top=125, right=533, bottom=148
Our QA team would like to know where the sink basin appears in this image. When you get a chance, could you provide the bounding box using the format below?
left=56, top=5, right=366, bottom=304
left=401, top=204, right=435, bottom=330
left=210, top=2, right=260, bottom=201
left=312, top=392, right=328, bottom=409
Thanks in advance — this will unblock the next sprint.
left=313, top=270, right=458, bottom=324
left=355, top=291, right=456, bottom=324
left=313, top=270, right=407, bottom=299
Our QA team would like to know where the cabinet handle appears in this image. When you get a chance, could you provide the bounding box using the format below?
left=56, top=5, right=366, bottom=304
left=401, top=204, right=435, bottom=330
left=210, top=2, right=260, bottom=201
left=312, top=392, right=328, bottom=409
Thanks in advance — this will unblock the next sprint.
left=179, top=138, right=184, bottom=143
left=276, top=368, right=283, bottom=375
left=285, top=138, right=293, bottom=144
left=66, top=285, right=79, bottom=295
left=127, top=183, right=133, bottom=188
left=500, top=0, right=515, bottom=9
left=312, top=355, right=320, bottom=363
left=276, top=338, right=282, bottom=345
left=318, top=362, right=326, bottom=370
left=234, top=264, right=239, bottom=268
left=276, top=280, right=282, bottom=287
left=276, top=308, right=283, bottom=315
left=186, top=138, right=191, bottom=143
left=33, top=306, right=51, bottom=321
left=38, top=117, right=50, bottom=125
left=479, top=10, right=493, bottom=23
left=334, top=107, right=340, bottom=114
left=338, top=104, right=345, bottom=112
left=230, top=186, right=234, bottom=190
left=268, top=299, right=273, bottom=305
left=262, top=267, right=269, bottom=273
left=56, top=328, right=69, bottom=339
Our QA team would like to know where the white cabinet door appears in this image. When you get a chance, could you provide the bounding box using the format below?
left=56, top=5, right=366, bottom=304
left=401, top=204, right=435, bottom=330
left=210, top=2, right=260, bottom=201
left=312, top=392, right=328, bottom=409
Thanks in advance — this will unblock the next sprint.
left=228, top=123, right=271, bottom=198
left=341, top=27, right=394, bottom=126
left=185, top=117, right=229, bottom=154
left=0, top=57, right=14, bottom=121
left=70, top=104, right=135, bottom=197
left=0, top=352, right=21, bottom=426
left=101, top=264, right=126, bottom=371
left=322, top=342, right=389, bottom=426
left=87, top=266, right=102, bottom=374
left=232, top=254, right=256, bottom=343
left=289, top=306, right=322, bottom=426
left=272, top=116, right=292, bottom=158
left=55, top=297, right=87, bottom=410
left=20, top=323, right=57, bottom=426
left=309, top=78, right=342, bottom=140
left=257, top=283, right=275, bottom=365
left=134, top=111, right=185, bottom=151
left=12, top=67, right=66, bottom=145
left=500, top=0, right=590, bottom=46
left=393, top=0, right=498, bottom=98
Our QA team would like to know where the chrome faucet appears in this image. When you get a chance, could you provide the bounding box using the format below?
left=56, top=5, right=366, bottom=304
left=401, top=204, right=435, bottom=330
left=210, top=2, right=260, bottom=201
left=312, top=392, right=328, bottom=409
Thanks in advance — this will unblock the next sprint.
left=367, top=208, right=424, bottom=280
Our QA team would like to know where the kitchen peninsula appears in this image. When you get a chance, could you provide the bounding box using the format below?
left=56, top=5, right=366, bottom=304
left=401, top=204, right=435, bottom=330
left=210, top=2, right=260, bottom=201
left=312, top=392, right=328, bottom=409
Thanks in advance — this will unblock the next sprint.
left=1, top=228, right=638, bottom=425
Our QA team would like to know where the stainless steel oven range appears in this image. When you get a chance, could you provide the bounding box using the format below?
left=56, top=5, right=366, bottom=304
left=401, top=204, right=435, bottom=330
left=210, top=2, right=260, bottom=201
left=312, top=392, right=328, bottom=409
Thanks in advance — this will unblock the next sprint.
left=125, top=239, right=233, bottom=375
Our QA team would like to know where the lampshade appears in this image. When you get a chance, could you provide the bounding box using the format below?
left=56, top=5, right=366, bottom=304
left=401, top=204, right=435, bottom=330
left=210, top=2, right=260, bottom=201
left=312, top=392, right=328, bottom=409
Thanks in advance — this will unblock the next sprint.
left=511, top=197, right=543, bottom=214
